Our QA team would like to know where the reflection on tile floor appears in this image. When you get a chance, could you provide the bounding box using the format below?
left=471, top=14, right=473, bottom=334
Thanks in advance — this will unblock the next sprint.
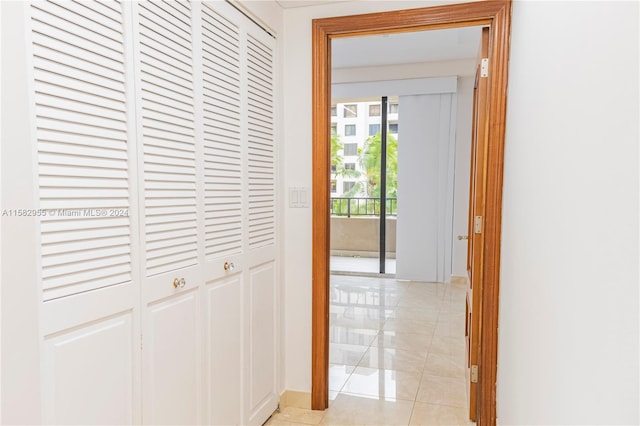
left=331, top=256, right=397, bottom=275
left=266, top=275, right=473, bottom=426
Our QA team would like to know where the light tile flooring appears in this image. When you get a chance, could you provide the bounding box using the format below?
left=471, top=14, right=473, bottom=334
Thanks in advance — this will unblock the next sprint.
left=266, top=275, right=473, bottom=426
left=330, top=256, right=397, bottom=275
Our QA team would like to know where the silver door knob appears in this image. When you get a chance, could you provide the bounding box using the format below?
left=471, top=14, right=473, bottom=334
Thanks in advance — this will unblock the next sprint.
left=224, top=262, right=235, bottom=271
left=173, top=278, right=186, bottom=288
left=457, top=235, right=469, bottom=240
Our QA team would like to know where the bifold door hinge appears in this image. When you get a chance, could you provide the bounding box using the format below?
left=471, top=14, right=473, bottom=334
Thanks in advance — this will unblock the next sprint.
left=480, top=58, right=489, bottom=77
left=474, top=216, right=483, bottom=234
left=471, top=365, right=479, bottom=383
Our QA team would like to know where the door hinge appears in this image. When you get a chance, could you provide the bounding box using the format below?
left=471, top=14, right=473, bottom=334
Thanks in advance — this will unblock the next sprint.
left=471, top=365, right=478, bottom=383
left=480, top=58, right=489, bottom=77
left=474, top=216, right=483, bottom=234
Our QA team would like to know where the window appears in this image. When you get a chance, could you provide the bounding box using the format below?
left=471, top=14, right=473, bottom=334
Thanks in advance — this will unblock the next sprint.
left=343, top=143, right=357, bottom=156
left=331, top=124, right=337, bottom=135
left=331, top=180, right=337, bottom=192
left=331, top=105, right=337, bottom=116
left=330, top=164, right=336, bottom=173
left=343, top=181, right=355, bottom=192
left=389, top=122, right=398, bottom=134
left=369, top=104, right=380, bottom=116
left=369, top=124, right=380, bottom=136
left=343, top=104, right=357, bottom=118
left=344, top=124, right=356, bottom=136
left=389, top=103, right=399, bottom=114
left=344, top=163, right=356, bottom=170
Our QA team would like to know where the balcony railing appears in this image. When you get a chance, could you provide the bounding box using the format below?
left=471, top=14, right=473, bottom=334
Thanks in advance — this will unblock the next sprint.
left=331, top=197, right=397, bottom=217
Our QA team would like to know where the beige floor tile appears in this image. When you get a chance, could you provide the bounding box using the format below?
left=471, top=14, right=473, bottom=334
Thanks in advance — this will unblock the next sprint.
left=423, top=353, right=466, bottom=379
left=264, top=418, right=308, bottom=426
left=341, top=366, right=421, bottom=401
left=358, top=346, right=427, bottom=375
left=429, top=335, right=466, bottom=357
left=329, top=363, right=356, bottom=392
left=336, top=306, right=396, bottom=320
left=320, top=393, right=414, bottom=425
left=271, top=407, right=326, bottom=425
left=383, top=318, right=437, bottom=335
left=330, top=326, right=380, bottom=346
left=433, top=323, right=462, bottom=338
left=372, top=331, right=432, bottom=357
left=330, top=343, right=370, bottom=366
left=415, top=374, right=467, bottom=407
left=397, top=297, right=442, bottom=310
left=390, top=306, right=440, bottom=322
left=409, top=402, right=472, bottom=426
left=327, top=275, right=471, bottom=425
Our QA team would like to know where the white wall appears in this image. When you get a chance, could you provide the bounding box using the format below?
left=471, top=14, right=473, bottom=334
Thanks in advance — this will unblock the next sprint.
left=498, top=1, right=639, bottom=424
left=281, top=1, right=639, bottom=422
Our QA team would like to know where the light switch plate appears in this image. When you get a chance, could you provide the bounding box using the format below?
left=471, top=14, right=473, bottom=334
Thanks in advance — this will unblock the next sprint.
left=289, top=187, right=310, bottom=208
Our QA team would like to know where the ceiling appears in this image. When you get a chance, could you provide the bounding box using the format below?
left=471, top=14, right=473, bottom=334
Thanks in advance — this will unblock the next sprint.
left=332, top=26, right=483, bottom=69
left=275, top=0, right=349, bottom=8
left=274, top=1, right=482, bottom=70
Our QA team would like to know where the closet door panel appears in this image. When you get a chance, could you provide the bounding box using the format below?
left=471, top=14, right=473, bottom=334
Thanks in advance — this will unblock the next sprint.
left=135, top=0, right=200, bottom=282
left=244, top=26, right=278, bottom=425
left=42, top=312, right=134, bottom=425
left=144, top=291, right=200, bottom=425
left=247, top=261, right=277, bottom=424
left=246, top=33, right=276, bottom=253
left=31, top=0, right=136, bottom=301
left=200, top=1, right=244, bottom=270
left=206, top=275, right=242, bottom=425
left=134, top=2, right=203, bottom=424
left=198, top=5, right=246, bottom=424
left=29, top=1, right=142, bottom=423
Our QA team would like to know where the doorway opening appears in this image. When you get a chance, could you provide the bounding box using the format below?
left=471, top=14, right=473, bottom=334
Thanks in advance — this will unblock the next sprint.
left=330, top=96, right=398, bottom=277
left=312, top=2, right=512, bottom=425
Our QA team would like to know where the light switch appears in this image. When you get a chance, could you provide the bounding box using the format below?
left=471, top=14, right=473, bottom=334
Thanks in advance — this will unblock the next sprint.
left=289, top=188, right=299, bottom=207
left=299, top=188, right=308, bottom=207
left=289, top=187, right=310, bottom=208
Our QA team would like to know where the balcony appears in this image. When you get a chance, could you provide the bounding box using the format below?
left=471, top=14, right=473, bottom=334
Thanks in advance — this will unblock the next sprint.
left=330, top=197, right=396, bottom=262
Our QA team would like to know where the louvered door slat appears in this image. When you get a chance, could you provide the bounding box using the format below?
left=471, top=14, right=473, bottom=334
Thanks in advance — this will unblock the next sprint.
left=201, top=4, right=243, bottom=260
left=138, top=0, right=197, bottom=277
left=246, top=34, right=275, bottom=250
left=32, top=0, right=132, bottom=301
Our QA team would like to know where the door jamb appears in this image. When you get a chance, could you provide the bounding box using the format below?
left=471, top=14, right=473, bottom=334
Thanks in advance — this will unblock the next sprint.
left=311, top=1, right=511, bottom=424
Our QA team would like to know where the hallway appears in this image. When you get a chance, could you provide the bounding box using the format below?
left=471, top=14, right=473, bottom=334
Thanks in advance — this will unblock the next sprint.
left=267, top=275, right=472, bottom=425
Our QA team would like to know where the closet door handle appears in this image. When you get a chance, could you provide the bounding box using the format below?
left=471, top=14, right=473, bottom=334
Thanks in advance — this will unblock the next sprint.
left=173, top=278, right=186, bottom=289
left=224, top=262, right=235, bottom=272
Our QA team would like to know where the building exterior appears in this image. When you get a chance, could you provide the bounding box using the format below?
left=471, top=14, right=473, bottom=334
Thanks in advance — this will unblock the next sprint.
left=331, top=100, right=398, bottom=197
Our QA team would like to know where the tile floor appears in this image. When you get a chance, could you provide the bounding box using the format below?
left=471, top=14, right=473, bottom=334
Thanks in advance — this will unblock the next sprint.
left=266, top=275, right=473, bottom=426
left=330, top=256, right=397, bottom=275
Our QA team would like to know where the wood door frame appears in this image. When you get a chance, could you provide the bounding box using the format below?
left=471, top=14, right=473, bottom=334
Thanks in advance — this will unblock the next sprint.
left=311, top=1, right=512, bottom=424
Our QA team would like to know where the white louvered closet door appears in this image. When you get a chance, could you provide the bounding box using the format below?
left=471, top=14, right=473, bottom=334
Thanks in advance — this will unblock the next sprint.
left=198, top=3, right=278, bottom=424
left=199, top=2, right=244, bottom=425
left=132, top=1, right=203, bottom=424
left=29, top=1, right=141, bottom=424
left=244, top=21, right=279, bottom=426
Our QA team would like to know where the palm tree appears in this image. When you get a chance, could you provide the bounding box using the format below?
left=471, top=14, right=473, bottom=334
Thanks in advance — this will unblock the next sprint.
left=359, top=131, right=398, bottom=197
left=331, top=133, right=360, bottom=180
